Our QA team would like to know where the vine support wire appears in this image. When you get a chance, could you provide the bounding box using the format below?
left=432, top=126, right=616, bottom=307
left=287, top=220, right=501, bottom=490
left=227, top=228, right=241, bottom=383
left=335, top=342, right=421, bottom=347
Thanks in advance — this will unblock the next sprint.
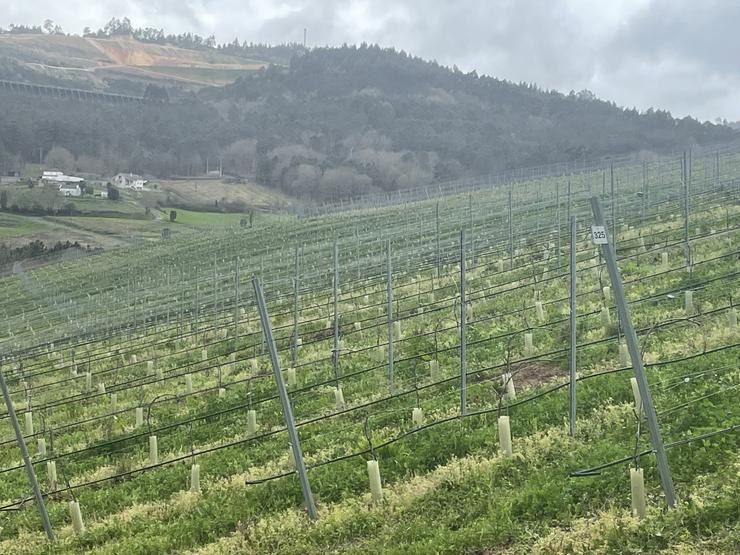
left=569, top=216, right=577, bottom=437
left=386, top=239, right=394, bottom=390
left=252, top=277, right=318, bottom=521
left=460, top=229, right=467, bottom=416
left=0, top=362, right=54, bottom=541
left=590, top=196, right=677, bottom=508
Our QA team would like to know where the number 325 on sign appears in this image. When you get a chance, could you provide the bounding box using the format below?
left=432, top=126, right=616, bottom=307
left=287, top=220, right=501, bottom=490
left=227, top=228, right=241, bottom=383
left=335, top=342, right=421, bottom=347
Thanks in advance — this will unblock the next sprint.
left=591, top=226, right=608, bottom=244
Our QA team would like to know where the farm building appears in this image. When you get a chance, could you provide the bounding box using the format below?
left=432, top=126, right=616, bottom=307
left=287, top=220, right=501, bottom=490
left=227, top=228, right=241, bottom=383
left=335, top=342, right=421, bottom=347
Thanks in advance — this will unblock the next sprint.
left=41, top=171, right=85, bottom=185
left=59, top=183, right=82, bottom=197
left=0, top=170, right=20, bottom=184
left=113, top=173, right=147, bottom=190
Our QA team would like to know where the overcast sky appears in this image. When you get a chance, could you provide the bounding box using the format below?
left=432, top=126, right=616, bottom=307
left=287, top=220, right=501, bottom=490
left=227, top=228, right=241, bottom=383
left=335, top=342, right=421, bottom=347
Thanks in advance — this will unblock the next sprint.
left=3, top=0, right=738, bottom=122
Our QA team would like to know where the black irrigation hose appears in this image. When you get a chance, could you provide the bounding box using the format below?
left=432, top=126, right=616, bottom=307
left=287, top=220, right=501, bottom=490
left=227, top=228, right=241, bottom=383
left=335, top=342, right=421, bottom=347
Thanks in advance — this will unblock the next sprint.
left=1, top=253, right=727, bottom=500
left=5, top=280, right=738, bottom=446
left=2, top=287, right=737, bottom=463
left=1, top=330, right=736, bottom=488
left=569, top=424, right=740, bottom=477
left=1, top=189, right=736, bottom=450
left=16, top=237, right=737, bottom=408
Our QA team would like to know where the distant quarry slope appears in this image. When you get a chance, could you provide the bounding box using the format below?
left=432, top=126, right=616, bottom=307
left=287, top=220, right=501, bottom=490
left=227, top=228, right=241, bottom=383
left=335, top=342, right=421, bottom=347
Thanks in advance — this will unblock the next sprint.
left=0, top=33, right=271, bottom=91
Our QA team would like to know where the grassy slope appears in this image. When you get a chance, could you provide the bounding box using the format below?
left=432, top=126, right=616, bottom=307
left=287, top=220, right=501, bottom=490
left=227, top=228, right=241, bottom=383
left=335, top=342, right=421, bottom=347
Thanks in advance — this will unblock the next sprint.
left=152, top=179, right=295, bottom=211
left=0, top=207, right=736, bottom=553
left=0, top=179, right=296, bottom=247
left=0, top=152, right=737, bottom=553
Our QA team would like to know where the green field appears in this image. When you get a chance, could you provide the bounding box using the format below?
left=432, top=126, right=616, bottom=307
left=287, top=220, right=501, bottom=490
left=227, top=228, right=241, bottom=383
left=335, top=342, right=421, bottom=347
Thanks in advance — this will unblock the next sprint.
left=0, top=148, right=738, bottom=554
left=165, top=207, right=291, bottom=228
left=0, top=178, right=296, bottom=248
left=0, top=213, right=51, bottom=238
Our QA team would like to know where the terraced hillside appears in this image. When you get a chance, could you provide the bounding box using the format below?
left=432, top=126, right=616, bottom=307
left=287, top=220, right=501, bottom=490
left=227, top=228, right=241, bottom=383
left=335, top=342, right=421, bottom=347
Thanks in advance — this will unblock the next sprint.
left=0, top=146, right=738, bottom=554
left=0, top=33, right=271, bottom=91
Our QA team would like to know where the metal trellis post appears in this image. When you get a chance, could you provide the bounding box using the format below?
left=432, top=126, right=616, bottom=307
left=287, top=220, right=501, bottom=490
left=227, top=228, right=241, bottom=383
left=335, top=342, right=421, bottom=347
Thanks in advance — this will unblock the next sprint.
left=590, top=197, right=677, bottom=508
left=332, top=241, right=340, bottom=384
left=0, top=363, right=54, bottom=540
left=683, top=151, right=691, bottom=269
left=386, top=239, right=394, bottom=390
left=569, top=216, right=577, bottom=437
left=508, top=188, right=514, bottom=268
left=556, top=180, right=562, bottom=272
left=460, top=229, right=467, bottom=415
left=234, top=260, right=240, bottom=348
left=435, top=201, right=441, bottom=278
left=252, top=277, right=318, bottom=521
left=292, top=246, right=300, bottom=368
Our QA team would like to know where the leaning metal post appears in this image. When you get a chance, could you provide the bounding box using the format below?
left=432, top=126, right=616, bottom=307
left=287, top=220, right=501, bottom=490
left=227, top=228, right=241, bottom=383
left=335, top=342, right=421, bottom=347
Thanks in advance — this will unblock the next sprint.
left=0, top=363, right=55, bottom=540
left=252, top=278, right=318, bottom=521
left=590, top=197, right=677, bottom=508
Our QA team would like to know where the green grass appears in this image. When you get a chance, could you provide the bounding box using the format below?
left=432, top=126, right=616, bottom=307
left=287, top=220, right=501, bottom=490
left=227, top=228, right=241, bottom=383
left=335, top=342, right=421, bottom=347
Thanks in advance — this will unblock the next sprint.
left=165, top=208, right=247, bottom=226
left=164, top=207, right=291, bottom=228
left=0, top=212, right=52, bottom=238
left=0, top=148, right=737, bottom=554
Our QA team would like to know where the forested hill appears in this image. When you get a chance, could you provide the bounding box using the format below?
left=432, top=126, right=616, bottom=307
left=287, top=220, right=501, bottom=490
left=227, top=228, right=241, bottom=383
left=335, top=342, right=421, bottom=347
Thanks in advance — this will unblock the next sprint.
left=0, top=43, right=735, bottom=201
left=208, top=46, right=736, bottom=196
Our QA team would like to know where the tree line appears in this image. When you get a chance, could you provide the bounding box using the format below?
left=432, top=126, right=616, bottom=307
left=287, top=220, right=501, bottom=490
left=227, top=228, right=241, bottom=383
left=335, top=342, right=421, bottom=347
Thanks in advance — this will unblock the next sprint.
left=0, top=43, right=735, bottom=201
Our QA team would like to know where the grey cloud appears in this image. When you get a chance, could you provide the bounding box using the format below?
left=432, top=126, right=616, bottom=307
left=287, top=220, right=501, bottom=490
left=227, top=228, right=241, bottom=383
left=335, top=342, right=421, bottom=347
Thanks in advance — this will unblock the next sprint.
left=1, top=0, right=738, bottom=121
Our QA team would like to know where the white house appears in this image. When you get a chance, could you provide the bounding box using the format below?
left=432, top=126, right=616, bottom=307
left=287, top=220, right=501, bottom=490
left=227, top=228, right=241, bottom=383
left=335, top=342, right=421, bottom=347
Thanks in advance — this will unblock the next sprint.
left=59, top=184, right=82, bottom=197
left=113, top=173, right=147, bottom=190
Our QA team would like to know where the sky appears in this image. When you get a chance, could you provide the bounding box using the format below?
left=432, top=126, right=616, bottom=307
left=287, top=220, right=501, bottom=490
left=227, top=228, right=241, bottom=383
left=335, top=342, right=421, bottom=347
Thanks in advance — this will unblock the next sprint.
left=3, top=0, right=738, bottom=122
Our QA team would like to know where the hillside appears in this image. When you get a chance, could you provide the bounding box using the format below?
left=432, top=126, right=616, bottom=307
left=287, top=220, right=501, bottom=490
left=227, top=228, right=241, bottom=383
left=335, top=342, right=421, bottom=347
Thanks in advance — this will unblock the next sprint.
left=0, top=42, right=737, bottom=201
left=0, top=33, right=275, bottom=93
left=0, top=148, right=737, bottom=553
left=0, top=174, right=294, bottom=254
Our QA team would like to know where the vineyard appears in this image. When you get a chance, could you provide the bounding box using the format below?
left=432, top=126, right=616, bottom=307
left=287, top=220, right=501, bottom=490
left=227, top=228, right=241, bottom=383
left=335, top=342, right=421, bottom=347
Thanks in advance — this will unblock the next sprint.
left=0, top=146, right=738, bottom=554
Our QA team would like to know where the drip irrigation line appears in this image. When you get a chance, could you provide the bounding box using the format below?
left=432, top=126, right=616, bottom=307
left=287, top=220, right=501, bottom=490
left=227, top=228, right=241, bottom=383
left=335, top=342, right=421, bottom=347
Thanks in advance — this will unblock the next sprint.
left=2, top=289, right=737, bottom=462
left=569, top=424, right=740, bottom=477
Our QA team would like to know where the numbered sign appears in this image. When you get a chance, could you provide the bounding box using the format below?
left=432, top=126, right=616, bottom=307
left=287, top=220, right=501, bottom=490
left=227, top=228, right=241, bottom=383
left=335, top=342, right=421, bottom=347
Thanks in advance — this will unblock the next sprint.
left=591, top=225, right=608, bottom=245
